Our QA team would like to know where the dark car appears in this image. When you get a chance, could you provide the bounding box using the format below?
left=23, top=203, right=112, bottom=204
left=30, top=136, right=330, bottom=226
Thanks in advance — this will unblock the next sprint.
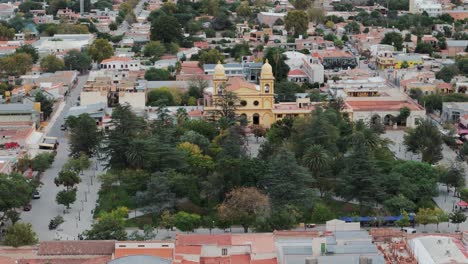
left=23, top=204, right=32, bottom=211
left=60, top=124, right=67, bottom=131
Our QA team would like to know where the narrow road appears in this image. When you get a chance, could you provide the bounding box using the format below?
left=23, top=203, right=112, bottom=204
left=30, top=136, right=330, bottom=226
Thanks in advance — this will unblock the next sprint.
left=20, top=74, right=104, bottom=241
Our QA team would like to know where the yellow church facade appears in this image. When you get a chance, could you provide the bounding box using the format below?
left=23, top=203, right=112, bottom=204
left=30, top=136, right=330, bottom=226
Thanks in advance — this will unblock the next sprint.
left=204, top=60, right=316, bottom=128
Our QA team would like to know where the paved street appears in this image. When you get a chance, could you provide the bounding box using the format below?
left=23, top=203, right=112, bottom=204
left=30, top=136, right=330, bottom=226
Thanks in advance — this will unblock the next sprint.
left=20, top=74, right=104, bottom=241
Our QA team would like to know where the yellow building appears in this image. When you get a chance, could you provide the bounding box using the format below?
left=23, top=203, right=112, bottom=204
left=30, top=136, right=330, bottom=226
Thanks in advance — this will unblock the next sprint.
left=204, top=60, right=316, bottom=128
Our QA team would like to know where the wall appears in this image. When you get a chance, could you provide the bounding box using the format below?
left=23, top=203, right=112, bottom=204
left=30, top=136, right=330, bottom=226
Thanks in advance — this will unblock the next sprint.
left=119, top=92, right=146, bottom=110
left=80, top=91, right=108, bottom=106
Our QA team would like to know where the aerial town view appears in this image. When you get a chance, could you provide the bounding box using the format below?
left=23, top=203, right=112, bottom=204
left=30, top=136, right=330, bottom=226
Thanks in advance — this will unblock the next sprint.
left=0, top=0, right=466, bottom=262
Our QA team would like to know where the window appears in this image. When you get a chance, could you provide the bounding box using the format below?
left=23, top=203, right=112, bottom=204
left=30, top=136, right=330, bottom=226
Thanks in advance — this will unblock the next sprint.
left=253, top=100, right=259, bottom=106
left=222, top=248, right=228, bottom=255
left=240, top=100, right=247, bottom=106
left=265, top=84, right=270, bottom=93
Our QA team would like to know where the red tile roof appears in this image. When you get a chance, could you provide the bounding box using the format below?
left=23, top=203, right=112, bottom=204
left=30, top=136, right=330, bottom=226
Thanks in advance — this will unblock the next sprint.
left=288, top=69, right=307, bottom=76
left=345, top=100, right=424, bottom=111
left=176, top=234, right=231, bottom=246
left=100, top=56, right=133, bottom=64
left=38, top=241, right=115, bottom=256
left=231, top=234, right=275, bottom=254
left=114, top=248, right=173, bottom=259
left=175, top=245, right=202, bottom=255
left=179, top=61, right=204, bottom=76
left=226, top=77, right=257, bottom=91
left=251, top=259, right=277, bottom=264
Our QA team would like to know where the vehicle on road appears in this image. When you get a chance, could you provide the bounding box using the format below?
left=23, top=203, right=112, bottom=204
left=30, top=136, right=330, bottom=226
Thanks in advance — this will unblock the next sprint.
left=32, top=191, right=40, bottom=199
left=23, top=204, right=32, bottom=211
left=402, top=227, right=416, bottom=234
left=60, top=124, right=67, bottom=131
left=39, top=136, right=59, bottom=150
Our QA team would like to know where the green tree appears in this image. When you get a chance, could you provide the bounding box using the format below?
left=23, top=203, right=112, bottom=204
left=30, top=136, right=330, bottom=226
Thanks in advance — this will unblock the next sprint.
left=35, top=91, right=54, bottom=120
left=135, top=172, right=176, bottom=213
left=32, top=152, right=55, bottom=172
left=4, top=223, right=38, bottom=247
left=15, top=44, right=39, bottom=63
left=159, top=210, right=174, bottom=232
left=285, top=10, right=308, bottom=37
left=401, top=61, right=409, bottom=69
left=383, top=194, right=416, bottom=215
left=0, top=24, right=14, bottom=40
left=144, top=68, right=171, bottom=81
left=396, top=210, right=411, bottom=228
left=143, top=41, right=166, bottom=61
left=236, top=1, right=251, bottom=20
left=83, top=207, right=128, bottom=240
left=151, top=14, right=183, bottom=43
left=307, top=7, right=325, bottom=24
left=291, top=0, right=310, bottom=10
left=415, top=207, right=436, bottom=231
left=88, top=38, right=114, bottom=63
left=415, top=42, right=434, bottom=55
left=381, top=32, right=404, bottom=50
left=173, top=211, right=201, bottom=232
left=40, top=54, right=65, bottom=73
left=262, top=149, right=313, bottom=208
left=439, top=164, right=465, bottom=194
left=436, top=65, right=459, bottom=83
left=338, top=138, right=382, bottom=213
left=54, top=170, right=81, bottom=189
left=404, top=120, right=443, bottom=164
left=64, top=50, right=92, bottom=73
left=147, top=87, right=175, bottom=106
left=66, top=114, right=101, bottom=157
left=433, top=208, right=448, bottom=232
left=398, top=106, right=411, bottom=125
left=19, top=1, right=43, bottom=13
left=275, top=81, right=300, bottom=102
left=0, top=53, right=33, bottom=76
left=461, top=188, right=468, bottom=202
left=218, top=187, right=270, bottom=233
left=303, top=145, right=332, bottom=197
left=56, top=188, right=77, bottom=209
left=198, top=49, right=224, bottom=66
left=344, top=21, right=360, bottom=34
left=264, top=48, right=290, bottom=81
left=310, top=203, right=336, bottom=223
left=0, top=173, right=33, bottom=219
left=449, top=210, right=467, bottom=232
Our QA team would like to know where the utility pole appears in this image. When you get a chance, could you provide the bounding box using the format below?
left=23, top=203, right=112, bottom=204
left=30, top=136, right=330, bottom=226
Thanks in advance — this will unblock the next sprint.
left=80, top=0, right=84, bottom=15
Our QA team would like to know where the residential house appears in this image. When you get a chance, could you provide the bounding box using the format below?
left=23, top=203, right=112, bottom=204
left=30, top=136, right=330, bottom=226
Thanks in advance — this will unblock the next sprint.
left=409, top=0, right=442, bottom=16
left=394, top=53, right=423, bottom=69
left=100, top=56, right=141, bottom=71
left=284, top=52, right=324, bottom=84
left=56, top=8, right=80, bottom=21
left=257, top=12, right=286, bottom=27
left=446, top=40, right=468, bottom=57
left=318, top=50, right=357, bottom=70
left=0, top=3, right=16, bottom=20
left=442, top=102, right=468, bottom=122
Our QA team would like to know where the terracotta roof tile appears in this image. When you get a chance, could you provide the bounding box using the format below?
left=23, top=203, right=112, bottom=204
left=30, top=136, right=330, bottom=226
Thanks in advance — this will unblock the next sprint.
left=287, top=69, right=307, bottom=76
left=114, top=248, right=173, bottom=259
left=231, top=234, right=275, bottom=254
left=175, top=245, right=202, bottom=255
left=38, top=241, right=115, bottom=256
left=225, top=77, right=257, bottom=91
left=176, top=234, right=231, bottom=246
left=345, top=100, right=424, bottom=111
left=251, top=259, right=277, bottom=264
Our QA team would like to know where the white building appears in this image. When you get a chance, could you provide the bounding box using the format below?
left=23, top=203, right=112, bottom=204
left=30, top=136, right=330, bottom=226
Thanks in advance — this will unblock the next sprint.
left=284, top=52, right=325, bottom=84
left=409, top=0, right=442, bottom=17
left=99, top=56, right=141, bottom=71
left=33, top=34, right=95, bottom=55
left=409, top=236, right=468, bottom=264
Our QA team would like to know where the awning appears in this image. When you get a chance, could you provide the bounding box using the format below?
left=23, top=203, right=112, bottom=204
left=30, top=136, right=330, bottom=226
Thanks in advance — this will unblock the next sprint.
left=457, top=200, right=468, bottom=207
left=458, top=129, right=468, bottom=135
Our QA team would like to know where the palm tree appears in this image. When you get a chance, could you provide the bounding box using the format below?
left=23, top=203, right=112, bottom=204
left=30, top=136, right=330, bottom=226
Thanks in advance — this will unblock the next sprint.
left=303, top=144, right=331, bottom=197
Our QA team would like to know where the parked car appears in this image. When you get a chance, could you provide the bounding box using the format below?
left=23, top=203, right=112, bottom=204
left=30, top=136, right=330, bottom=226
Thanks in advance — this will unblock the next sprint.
left=32, top=191, right=40, bottom=199
left=23, top=204, right=32, bottom=211
left=402, top=227, right=416, bottom=234
left=60, top=124, right=67, bottom=131
left=305, top=223, right=316, bottom=228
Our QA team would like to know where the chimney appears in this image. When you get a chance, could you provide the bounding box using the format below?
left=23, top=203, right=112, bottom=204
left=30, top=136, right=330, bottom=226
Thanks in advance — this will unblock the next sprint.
left=305, top=257, right=318, bottom=264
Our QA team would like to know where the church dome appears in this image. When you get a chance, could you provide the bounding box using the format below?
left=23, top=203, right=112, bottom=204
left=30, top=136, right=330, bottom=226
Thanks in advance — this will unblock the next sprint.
left=261, top=59, right=273, bottom=78
left=214, top=61, right=226, bottom=79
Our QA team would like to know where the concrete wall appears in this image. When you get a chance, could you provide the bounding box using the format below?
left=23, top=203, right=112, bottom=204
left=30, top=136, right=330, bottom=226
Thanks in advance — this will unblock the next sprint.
left=119, top=92, right=146, bottom=110
left=81, top=91, right=108, bottom=106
